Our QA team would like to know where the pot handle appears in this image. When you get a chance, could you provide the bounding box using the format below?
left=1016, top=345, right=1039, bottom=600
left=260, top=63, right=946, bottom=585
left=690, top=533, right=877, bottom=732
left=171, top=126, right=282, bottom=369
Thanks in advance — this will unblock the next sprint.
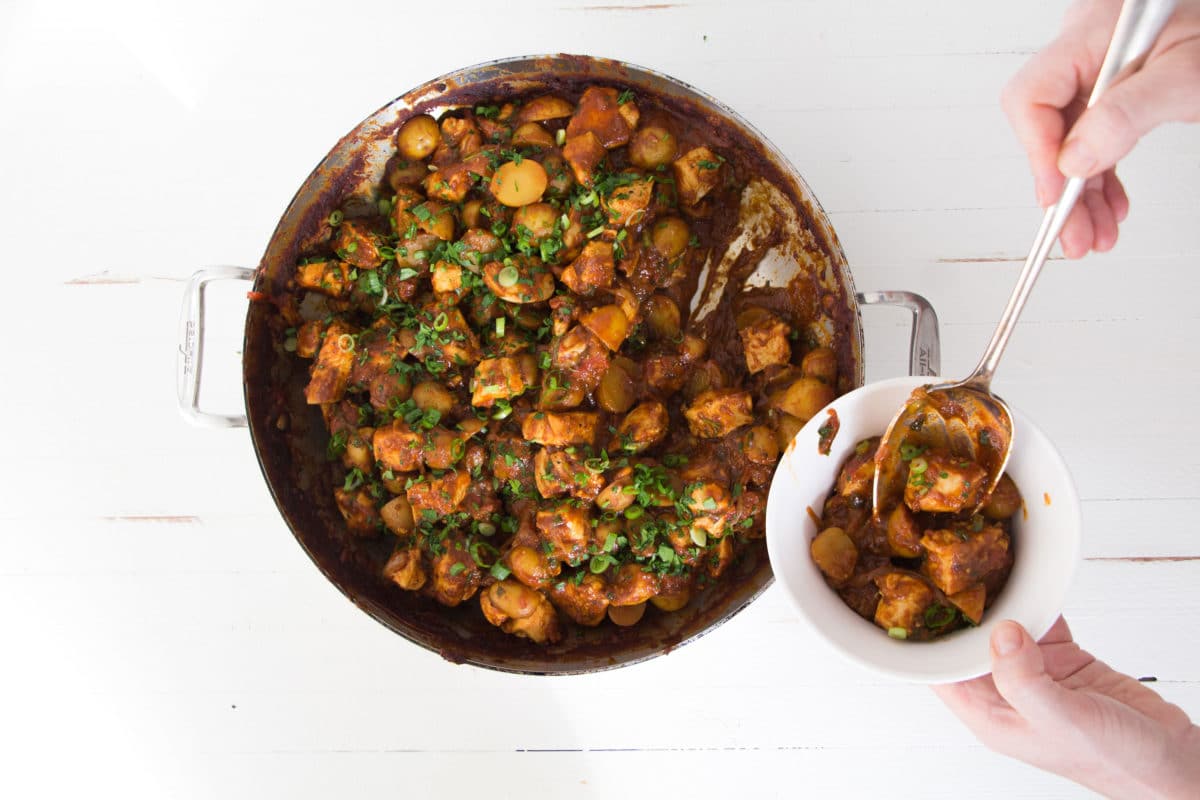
left=855, top=291, right=941, bottom=377
left=177, top=267, right=256, bottom=428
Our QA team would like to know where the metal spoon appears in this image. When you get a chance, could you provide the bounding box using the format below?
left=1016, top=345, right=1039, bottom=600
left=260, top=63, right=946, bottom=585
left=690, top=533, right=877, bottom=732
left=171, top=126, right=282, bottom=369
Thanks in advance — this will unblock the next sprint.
left=873, top=0, right=1178, bottom=519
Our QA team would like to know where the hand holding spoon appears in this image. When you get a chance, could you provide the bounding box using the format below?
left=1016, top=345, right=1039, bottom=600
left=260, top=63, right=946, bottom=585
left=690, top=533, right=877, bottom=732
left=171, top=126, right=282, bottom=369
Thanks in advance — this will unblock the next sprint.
left=872, top=0, right=1178, bottom=519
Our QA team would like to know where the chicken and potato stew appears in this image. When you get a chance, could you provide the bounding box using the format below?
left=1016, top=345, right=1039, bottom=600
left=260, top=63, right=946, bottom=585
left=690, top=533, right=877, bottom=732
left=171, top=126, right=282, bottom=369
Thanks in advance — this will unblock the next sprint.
left=811, top=438, right=1022, bottom=641
left=284, top=84, right=844, bottom=645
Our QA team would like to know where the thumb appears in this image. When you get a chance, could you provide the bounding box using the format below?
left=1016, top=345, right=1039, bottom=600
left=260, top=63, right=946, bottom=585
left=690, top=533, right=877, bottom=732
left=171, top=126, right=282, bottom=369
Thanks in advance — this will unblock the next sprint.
left=1059, top=53, right=1200, bottom=178
left=989, top=620, right=1074, bottom=724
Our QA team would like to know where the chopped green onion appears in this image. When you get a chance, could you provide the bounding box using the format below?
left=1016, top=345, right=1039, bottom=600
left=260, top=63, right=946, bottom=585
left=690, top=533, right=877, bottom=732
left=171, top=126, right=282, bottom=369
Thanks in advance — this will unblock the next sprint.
left=887, top=627, right=908, bottom=640
left=492, top=400, right=513, bottom=420
left=585, top=225, right=605, bottom=239
left=336, top=334, right=355, bottom=353
left=624, top=505, right=644, bottom=520
left=555, top=128, right=566, bottom=147
left=432, top=311, right=449, bottom=331
left=495, top=316, right=505, bottom=336
left=477, top=521, right=497, bottom=537
left=588, top=554, right=616, bottom=574
left=283, top=336, right=298, bottom=353
left=559, top=213, right=570, bottom=229
left=328, top=210, right=343, bottom=226
left=497, top=265, right=520, bottom=287
left=899, top=443, right=925, bottom=461
left=909, top=457, right=928, bottom=475
left=689, top=527, right=707, bottom=547
left=489, top=562, right=511, bottom=581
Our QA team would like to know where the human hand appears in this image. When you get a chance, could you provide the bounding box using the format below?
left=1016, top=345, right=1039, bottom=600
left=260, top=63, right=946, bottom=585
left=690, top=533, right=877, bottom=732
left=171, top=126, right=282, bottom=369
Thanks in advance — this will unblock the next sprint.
left=1000, top=0, right=1200, bottom=257
left=934, top=618, right=1200, bottom=798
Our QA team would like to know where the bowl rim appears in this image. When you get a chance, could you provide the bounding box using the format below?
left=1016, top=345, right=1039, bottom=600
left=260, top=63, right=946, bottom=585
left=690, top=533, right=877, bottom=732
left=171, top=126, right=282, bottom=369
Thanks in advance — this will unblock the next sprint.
left=765, top=375, right=1082, bottom=683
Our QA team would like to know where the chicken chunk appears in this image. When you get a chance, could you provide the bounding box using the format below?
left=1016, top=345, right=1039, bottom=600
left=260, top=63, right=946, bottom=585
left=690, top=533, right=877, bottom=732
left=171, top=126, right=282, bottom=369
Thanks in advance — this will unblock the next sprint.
left=920, top=525, right=1012, bottom=596
left=533, top=448, right=604, bottom=501
left=334, top=487, right=380, bottom=535
left=471, top=355, right=537, bottom=407
left=304, top=321, right=356, bottom=404
left=295, top=259, right=351, bottom=297
left=672, top=146, right=723, bottom=206
left=522, top=411, right=601, bottom=447
left=551, top=325, right=610, bottom=392
left=565, top=87, right=633, bottom=149
left=480, top=580, right=563, bottom=644
left=373, top=422, right=425, bottom=473
left=737, top=307, right=792, bottom=374
left=549, top=574, right=610, bottom=626
left=383, top=546, right=427, bottom=591
left=609, top=563, right=661, bottom=607
left=406, top=470, right=471, bottom=521
left=562, top=130, right=607, bottom=186
left=560, top=240, right=615, bottom=295
left=332, top=221, right=383, bottom=269
left=535, top=501, right=591, bottom=562
left=683, top=389, right=754, bottom=438
left=612, top=401, right=669, bottom=454
left=427, top=544, right=481, bottom=607
left=873, top=572, right=936, bottom=637
left=602, top=177, right=654, bottom=226
left=904, top=450, right=989, bottom=514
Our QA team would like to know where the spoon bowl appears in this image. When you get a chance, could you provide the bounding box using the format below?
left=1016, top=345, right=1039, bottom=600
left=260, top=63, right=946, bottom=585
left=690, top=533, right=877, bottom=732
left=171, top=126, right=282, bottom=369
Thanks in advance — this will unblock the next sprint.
left=872, top=382, right=1013, bottom=519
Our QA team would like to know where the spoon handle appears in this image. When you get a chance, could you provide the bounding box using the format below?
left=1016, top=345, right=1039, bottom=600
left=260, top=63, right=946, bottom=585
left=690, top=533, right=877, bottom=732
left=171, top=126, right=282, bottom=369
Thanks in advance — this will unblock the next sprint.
left=965, top=0, right=1177, bottom=390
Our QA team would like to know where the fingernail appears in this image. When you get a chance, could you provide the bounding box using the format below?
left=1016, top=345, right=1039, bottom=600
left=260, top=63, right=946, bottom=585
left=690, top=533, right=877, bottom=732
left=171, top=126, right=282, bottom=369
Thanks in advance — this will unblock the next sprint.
left=992, top=622, right=1022, bottom=657
left=1059, top=138, right=1097, bottom=178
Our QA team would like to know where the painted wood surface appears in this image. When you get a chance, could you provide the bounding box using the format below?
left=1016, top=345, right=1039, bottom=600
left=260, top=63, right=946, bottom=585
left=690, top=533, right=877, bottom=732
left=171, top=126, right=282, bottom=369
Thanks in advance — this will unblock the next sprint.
left=2, top=0, right=1197, bottom=797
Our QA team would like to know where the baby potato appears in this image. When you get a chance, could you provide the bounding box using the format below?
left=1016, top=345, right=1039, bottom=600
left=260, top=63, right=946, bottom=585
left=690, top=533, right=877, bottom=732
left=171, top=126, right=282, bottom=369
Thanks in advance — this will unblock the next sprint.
left=597, top=357, right=637, bottom=413
left=343, top=427, right=374, bottom=473
left=628, top=125, right=678, bottom=169
left=742, top=425, right=779, bottom=465
left=380, top=496, right=415, bottom=537
left=981, top=473, right=1022, bottom=520
left=801, top=346, right=838, bottom=384
left=650, top=216, right=690, bottom=262
left=511, top=121, right=555, bottom=148
left=579, top=304, right=629, bottom=352
left=886, top=504, right=923, bottom=558
left=512, top=202, right=558, bottom=243
left=517, top=94, right=575, bottom=122
left=411, top=381, right=455, bottom=417
left=608, top=602, right=647, bottom=627
left=397, top=114, right=440, bottom=161
left=769, top=376, right=835, bottom=423
left=643, top=294, right=681, bottom=340
left=649, top=587, right=691, bottom=613
left=810, top=526, right=858, bottom=583
left=490, top=158, right=549, bottom=207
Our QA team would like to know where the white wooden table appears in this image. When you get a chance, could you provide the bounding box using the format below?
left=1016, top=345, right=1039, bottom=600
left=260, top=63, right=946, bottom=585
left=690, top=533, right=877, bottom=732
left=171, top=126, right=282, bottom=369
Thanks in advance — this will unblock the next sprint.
left=3, top=1, right=1197, bottom=797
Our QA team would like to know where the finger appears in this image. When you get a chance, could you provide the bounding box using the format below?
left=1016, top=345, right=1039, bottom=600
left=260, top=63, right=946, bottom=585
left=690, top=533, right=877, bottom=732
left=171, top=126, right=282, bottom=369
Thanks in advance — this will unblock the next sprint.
left=1085, top=188, right=1118, bottom=252
left=1103, top=169, right=1130, bottom=223
left=1001, top=39, right=1083, bottom=206
left=1059, top=50, right=1200, bottom=179
left=1038, top=615, right=1074, bottom=645
left=989, top=620, right=1076, bottom=725
left=1059, top=201, right=1094, bottom=259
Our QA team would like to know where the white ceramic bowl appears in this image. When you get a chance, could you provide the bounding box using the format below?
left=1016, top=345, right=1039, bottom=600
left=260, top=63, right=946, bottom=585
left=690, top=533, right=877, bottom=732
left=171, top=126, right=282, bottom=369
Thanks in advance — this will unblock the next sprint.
left=766, top=375, right=1081, bottom=683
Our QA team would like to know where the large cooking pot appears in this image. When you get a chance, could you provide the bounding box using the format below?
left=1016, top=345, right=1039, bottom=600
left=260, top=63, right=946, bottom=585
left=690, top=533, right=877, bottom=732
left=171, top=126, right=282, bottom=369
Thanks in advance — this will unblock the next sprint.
left=177, top=55, right=940, bottom=674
